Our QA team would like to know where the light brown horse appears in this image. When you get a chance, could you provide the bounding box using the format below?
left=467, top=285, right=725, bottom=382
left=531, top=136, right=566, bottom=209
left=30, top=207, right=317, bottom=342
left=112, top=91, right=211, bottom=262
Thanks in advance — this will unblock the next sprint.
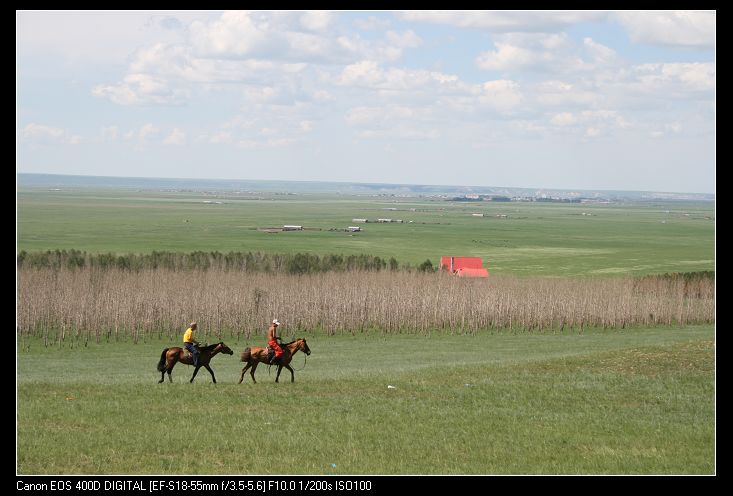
left=157, top=342, right=233, bottom=383
left=238, top=338, right=311, bottom=384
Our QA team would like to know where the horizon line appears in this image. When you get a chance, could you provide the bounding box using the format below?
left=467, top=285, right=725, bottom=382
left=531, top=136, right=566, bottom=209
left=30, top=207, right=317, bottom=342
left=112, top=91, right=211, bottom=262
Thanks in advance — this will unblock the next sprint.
left=16, top=172, right=715, bottom=197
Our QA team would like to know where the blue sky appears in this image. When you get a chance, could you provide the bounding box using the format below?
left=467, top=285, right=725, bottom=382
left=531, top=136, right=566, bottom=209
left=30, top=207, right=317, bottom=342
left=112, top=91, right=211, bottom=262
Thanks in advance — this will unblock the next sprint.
left=17, top=11, right=715, bottom=193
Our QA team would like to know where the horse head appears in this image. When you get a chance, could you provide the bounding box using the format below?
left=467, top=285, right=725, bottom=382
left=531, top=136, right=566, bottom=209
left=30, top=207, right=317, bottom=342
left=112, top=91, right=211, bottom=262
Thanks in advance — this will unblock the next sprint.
left=218, top=342, right=234, bottom=355
left=298, top=338, right=311, bottom=356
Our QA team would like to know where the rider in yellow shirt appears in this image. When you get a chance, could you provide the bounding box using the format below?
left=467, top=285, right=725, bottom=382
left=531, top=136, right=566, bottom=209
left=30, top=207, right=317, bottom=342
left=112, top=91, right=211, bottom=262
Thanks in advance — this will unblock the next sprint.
left=183, top=322, right=200, bottom=367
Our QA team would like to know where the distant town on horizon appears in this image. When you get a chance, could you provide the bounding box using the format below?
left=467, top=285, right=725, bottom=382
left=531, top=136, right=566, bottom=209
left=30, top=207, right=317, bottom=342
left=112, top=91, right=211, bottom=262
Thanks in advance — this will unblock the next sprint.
left=17, top=172, right=714, bottom=202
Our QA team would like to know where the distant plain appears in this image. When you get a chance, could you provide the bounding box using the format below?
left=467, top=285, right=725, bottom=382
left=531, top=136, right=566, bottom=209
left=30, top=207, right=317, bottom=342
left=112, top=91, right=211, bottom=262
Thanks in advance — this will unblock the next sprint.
left=16, top=187, right=714, bottom=276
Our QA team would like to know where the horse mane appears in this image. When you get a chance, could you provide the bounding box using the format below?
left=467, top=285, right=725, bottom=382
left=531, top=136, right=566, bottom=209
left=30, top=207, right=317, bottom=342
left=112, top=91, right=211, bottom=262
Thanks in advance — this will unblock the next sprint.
left=199, top=342, right=223, bottom=352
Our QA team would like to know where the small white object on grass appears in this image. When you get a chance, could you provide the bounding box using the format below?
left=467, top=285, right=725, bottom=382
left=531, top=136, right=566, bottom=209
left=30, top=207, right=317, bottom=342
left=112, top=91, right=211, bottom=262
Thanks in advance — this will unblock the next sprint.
left=387, top=385, right=396, bottom=389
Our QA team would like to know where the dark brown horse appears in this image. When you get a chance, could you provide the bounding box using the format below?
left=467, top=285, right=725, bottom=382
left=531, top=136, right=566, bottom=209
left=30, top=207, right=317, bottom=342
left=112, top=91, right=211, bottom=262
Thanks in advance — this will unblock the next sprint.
left=238, top=338, right=311, bottom=384
left=157, top=342, right=233, bottom=383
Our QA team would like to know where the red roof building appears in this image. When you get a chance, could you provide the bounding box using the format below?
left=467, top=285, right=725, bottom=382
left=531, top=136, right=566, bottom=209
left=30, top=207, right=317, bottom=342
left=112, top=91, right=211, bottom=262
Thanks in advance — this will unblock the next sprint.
left=440, top=256, right=489, bottom=277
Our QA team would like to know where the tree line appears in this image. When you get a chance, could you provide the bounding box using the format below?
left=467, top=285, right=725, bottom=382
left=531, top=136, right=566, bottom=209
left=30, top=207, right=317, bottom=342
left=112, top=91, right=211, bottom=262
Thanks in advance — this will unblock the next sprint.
left=16, top=249, right=438, bottom=274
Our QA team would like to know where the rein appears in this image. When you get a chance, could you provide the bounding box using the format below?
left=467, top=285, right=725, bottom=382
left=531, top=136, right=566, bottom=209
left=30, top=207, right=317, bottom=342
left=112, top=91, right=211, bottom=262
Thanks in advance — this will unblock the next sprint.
left=294, top=353, right=308, bottom=371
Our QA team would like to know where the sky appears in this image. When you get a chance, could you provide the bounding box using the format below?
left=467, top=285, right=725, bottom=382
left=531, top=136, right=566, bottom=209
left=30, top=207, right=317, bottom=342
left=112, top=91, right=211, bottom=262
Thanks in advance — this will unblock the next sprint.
left=16, top=10, right=715, bottom=193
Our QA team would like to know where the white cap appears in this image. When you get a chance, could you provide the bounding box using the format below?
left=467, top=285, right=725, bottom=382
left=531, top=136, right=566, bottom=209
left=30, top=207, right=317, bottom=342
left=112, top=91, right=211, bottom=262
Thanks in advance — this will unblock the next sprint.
left=272, top=319, right=280, bottom=326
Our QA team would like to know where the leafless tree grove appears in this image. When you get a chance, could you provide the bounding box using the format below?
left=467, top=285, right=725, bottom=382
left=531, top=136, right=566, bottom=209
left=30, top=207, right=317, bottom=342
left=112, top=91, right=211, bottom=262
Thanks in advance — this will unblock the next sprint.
left=17, top=268, right=714, bottom=344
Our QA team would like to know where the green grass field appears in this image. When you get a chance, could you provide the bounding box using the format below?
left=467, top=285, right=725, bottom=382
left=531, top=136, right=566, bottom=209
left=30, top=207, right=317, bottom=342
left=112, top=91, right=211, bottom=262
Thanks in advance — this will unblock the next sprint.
left=17, top=188, right=714, bottom=275
left=17, top=326, right=714, bottom=475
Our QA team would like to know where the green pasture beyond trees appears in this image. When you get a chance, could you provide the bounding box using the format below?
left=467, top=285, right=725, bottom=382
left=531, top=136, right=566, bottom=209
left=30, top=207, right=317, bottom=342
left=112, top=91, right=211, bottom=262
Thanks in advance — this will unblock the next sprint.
left=17, top=326, right=714, bottom=474
left=17, top=188, right=714, bottom=276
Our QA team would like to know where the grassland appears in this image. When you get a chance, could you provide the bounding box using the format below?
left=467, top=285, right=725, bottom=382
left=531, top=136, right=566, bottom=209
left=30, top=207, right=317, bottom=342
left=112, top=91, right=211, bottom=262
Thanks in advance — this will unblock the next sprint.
left=16, top=182, right=716, bottom=475
left=16, top=188, right=714, bottom=276
left=17, top=326, right=714, bottom=475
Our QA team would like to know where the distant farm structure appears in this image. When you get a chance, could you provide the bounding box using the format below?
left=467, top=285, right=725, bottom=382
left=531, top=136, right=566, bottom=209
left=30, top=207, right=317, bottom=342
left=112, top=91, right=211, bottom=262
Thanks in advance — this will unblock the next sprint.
left=257, top=225, right=314, bottom=233
left=440, top=256, right=489, bottom=277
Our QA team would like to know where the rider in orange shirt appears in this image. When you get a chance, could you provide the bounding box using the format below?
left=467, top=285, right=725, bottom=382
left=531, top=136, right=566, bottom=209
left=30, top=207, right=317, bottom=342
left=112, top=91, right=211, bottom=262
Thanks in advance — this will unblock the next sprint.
left=267, top=319, right=283, bottom=365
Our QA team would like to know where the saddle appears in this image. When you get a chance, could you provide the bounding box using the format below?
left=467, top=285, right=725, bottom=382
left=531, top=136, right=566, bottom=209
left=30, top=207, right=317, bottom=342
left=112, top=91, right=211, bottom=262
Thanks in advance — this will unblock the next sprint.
left=267, top=345, right=286, bottom=364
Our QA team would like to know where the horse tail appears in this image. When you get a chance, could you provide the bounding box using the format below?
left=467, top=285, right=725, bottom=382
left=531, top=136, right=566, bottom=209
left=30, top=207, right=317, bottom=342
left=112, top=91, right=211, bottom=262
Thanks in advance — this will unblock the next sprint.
left=157, top=348, right=169, bottom=372
left=240, top=347, right=251, bottom=362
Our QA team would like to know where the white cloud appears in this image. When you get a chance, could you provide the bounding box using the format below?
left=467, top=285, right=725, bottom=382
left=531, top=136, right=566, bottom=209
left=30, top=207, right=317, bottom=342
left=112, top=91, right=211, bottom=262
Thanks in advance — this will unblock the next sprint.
left=92, top=73, right=190, bottom=105
left=91, top=12, right=424, bottom=107
left=299, top=120, right=314, bottom=132
left=583, top=38, right=617, bottom=64
left=208, top=131, right=232, bottom=144
left=385, top=30, right=422, bottom=50
left=336, top=60, right=459, bottom=91
left=478, top=80, right=523, bottom=112
left=300, top=11, right=334, bottom=32
left=189, top=11, right=284, bottom=59
left=185, top=11, right=393, bottom=65
left=204, top=101, right=317, bottom=149
left=17, top=11, right=201, bottom=65
left=476, top=33, right=588, bottom=73
left=549, top=110, right=630, bottom=135
left=354, top=16, right=391, bottom=31
left=344, top=104, right=440, bottom=141
left=638, top=63, right=715, bottom=92
left=163, top=128, right=186, bottom=145
left=476, top=42, right=536, bottom=71
left=346, top=105, right=426, bottom=126
left=401, top=11, right=607, bottom=31
left=312, top=90, right=333, bottom=102
left=21, top=123, right=65, bottom=140
left=550, top=112, right=577, bottom=126
left=533, top=80, right=598, bottom=107
left=613, top=63, right=716, bottom=101
left=139, top=123, right=161, bottom=141
left=20, top=123, right=79, bottom=144
left=101, top=126, right=119, bottom=141
left=614, top=11, right=715, bottom=48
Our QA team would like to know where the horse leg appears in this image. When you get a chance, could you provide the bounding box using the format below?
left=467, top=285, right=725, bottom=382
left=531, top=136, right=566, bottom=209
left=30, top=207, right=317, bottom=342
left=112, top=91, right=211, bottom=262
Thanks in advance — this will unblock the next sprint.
left=204, top=364, right=216, bottom=383
left=285, top=364, right=295, bottom=383
left=167, top=359, right=177, bottom=383
left=160, top=359, right=174, bottom=383
left=250, top=362, right=259, bottom=384
left=275, top=364, right=283, bottom=383
left=190, top=366, right=201, bottom=383
left=239, top=362, right=252, bottom=384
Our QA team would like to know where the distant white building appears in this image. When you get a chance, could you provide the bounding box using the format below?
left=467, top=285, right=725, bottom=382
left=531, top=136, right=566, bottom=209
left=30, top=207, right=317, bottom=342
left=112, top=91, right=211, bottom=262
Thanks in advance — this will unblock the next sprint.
left=283, top=225, right=303, bottom=231
left=471, top=213, right=484, bottom=217
left=347, top=226, right=361, bottom=232
left=352, top=218, right=368, bottom=223
left=377, top=218, right=392, bottom=223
